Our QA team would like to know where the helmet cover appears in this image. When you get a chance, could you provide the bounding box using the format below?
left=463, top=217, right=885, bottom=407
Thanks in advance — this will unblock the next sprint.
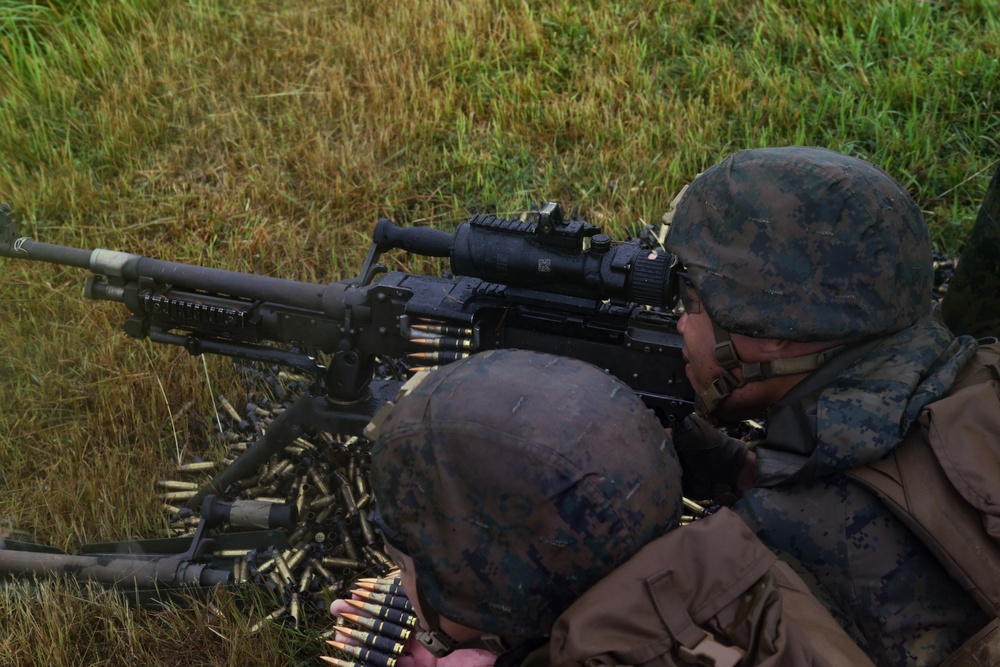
left=665, top=146, right=932, bottom=341
left=370, top=349, right=682, bottom=640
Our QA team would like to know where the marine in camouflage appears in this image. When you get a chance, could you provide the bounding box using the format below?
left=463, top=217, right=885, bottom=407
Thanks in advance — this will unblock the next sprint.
left=664, top=147, right=989, bottom=666
left=738, top=316, right=986, bottom=666
left=941, top=160, right=1000, bottom=339
left=369, top=349, right=682, bottom=643
left=665, top=146, right=932, bottom=342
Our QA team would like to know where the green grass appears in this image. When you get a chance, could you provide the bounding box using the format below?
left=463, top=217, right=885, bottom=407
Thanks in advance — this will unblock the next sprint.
left=1, top=0, right=998, bottom=663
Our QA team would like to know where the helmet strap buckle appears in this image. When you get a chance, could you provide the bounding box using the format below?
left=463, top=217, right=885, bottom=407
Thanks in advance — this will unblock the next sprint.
left=417, top=630, right=457, bottom=658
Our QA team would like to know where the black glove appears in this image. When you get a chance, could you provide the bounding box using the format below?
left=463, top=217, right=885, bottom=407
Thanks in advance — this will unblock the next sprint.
left=672, top=414, right=751, bottom=501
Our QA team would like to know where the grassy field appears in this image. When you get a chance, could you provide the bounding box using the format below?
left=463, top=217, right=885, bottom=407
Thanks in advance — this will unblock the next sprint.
left=1, top=0, right=998, bottom=664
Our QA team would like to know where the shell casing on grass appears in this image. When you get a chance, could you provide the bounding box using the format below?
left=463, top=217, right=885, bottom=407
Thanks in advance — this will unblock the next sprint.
left=249, top=606, right=288, bottom=634
left=160, top=490, right=198, bottom=501
left=335, top=469, right=360, bottom=516
left=157, top=366, right=394, bottom=632
left=285, top=544, right=312, bottom=570
left=298, top=565, right=314, bottom=593
left=218, top=395, right=243, bottom=422
left=363, top=545, right=394, bottom=569
left=357, top=509, right=377, bottom=546
left=322, top=556, right=365, bottom=572
left=290, top=592, right=303, bottom=627
left=156, top=480, right=202, bottom=491
left=175, top=461, right=218, bottom=473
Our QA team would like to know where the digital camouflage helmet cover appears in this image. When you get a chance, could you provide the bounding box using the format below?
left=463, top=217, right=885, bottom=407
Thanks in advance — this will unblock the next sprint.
left=665, top=146, right=933, bottom=342
left=369, top=349, right=682, bottom=645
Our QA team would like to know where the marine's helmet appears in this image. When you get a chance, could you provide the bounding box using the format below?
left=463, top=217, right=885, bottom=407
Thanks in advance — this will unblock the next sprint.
left=665, top=146, right=933, bottom=342
left=369, top=349, right=682, bottom=645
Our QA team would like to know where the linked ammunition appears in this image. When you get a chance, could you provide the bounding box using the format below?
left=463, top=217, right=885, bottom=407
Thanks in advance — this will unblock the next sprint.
left=326, top=639, right=397, bottom=667
left=335, top=626, right=406, bottom=656
left=409, top=336, right=473, bottom=349
left=341, top=612, right=412, bottom=641
left=355, top=579, right=406, bottom=597
left=411, top=323, right=474, bottom=338
left=405, top=351, right=471, bottom=362
left=682, top=497, right=705, bottom=514
left=344, top=599, right=416, bottom=627
left=319, top=657, right=356, bottom=667
left=350, top=589, right=413, bottom=613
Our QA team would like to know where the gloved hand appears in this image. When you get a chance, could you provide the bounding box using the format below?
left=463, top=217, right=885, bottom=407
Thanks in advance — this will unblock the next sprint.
left=671, top=414, right=753, bottom=501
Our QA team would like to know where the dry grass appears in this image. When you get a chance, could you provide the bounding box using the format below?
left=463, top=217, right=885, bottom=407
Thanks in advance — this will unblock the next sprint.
left=1, top=0, right=998, bottom=663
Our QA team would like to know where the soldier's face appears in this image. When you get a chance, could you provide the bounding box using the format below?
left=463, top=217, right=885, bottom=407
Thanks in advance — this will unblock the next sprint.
left=676, top=291, right=781, bottom=420
left=676, top=307, right=720, bottom=397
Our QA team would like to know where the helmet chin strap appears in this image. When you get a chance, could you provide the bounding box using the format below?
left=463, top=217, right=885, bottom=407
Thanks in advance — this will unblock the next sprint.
left=413, top=579, right=511, bottom=657
left=695, top=321, right=845, bottom=420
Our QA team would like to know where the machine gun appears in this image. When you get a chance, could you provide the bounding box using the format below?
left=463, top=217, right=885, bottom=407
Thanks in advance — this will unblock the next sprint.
left=0, top=201, right=693, bottom=509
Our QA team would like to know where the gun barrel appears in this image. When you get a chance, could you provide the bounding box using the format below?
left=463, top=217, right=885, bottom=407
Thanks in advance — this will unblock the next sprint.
left=3, top=233, right=333, bottom=312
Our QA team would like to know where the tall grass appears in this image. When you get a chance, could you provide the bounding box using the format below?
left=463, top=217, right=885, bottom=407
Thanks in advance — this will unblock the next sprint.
left=0, top=0, right=998, bottom=663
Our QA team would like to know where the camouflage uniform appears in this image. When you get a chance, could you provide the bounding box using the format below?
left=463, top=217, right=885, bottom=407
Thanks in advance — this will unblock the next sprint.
left=665, top=147, right=991, bottom=666
left=736, top=318, right=988, bottom=665
left=369, top=349, right=875, bottom=666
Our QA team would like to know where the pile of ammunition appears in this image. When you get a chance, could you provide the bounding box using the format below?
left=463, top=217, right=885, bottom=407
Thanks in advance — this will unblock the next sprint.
left=159, top=368, right=397, bottom=630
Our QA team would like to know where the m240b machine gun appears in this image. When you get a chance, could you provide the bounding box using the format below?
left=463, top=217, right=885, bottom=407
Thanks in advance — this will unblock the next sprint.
left=0, top=201, right=693, bottom=509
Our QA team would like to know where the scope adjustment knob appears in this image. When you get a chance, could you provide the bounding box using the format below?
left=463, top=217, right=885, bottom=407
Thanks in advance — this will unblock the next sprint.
left=590, top=234, right=612, bottom=253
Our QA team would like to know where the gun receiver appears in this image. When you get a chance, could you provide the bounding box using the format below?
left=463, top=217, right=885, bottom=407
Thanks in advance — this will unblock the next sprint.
left=1, top=201, right=693, bottom=506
